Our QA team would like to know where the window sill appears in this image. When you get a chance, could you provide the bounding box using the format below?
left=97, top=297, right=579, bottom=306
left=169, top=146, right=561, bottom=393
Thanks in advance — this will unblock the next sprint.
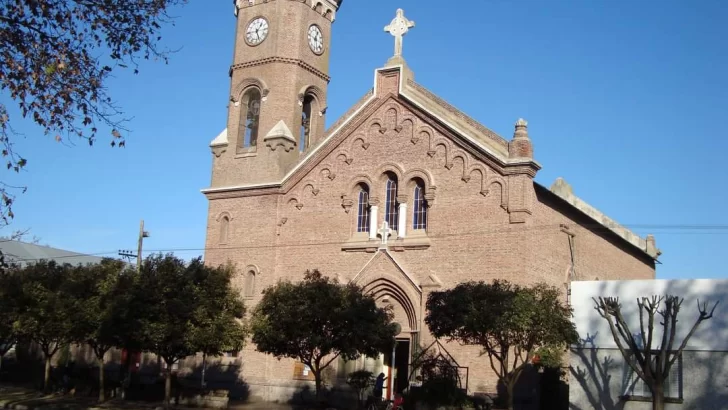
left=235, top=150, right=257, bottom=159
left=341, top=237, right=379, bottom=253
left=341, top=232, right=431, bottom=252
left=390, top=233, right=431, bottom=251
left=619, top=395, right=683, bottom=404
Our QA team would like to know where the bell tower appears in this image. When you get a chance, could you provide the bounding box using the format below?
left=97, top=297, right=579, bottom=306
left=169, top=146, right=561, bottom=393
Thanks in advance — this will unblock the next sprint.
left=209, top=0, right=342, bottom=188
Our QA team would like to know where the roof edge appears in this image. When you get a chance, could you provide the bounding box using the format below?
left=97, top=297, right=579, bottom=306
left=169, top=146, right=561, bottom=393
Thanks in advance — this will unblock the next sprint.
left=535, top=180, right=661, bottom=260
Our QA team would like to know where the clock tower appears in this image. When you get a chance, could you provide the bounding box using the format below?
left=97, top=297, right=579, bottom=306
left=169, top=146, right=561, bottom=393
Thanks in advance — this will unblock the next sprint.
left=209, top=0, right=343, bottom=188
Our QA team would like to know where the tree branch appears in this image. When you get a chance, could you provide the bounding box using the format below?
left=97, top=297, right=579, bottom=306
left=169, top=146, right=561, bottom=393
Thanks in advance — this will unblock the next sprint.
left=668, top=299, right=719, bottom=370
left=593, top=297, right=648, bottom=381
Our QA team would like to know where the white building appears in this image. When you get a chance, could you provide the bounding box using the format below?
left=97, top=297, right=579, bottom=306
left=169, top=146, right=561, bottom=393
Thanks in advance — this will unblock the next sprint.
left=569, top=279, right=728, bottom=410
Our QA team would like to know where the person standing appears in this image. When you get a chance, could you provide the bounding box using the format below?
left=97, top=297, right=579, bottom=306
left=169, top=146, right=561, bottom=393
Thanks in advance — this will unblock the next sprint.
left=373, top=372, right=387, bottom=400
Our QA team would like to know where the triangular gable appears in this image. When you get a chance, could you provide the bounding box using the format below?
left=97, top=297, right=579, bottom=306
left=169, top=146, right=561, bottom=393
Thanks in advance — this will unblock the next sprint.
left=279, top=64, right=540, bottom=190
left=351, top=249, right=422, bottom=295
left=351, top=249, right=421, bottom=332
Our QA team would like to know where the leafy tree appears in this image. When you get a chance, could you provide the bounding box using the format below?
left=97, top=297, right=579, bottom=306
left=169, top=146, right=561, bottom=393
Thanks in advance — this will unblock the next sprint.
left=133, top=254, right=247, bottom=408
left=0, top=270, right=20, bottom=372
left=425, top=280, right=578, bottom=410
left=11, top=260, right=75, bottom=391
left=67, top=259, right=130, bottom=401
left=134, top=254, right=198, bottom=408
left=0, top=0, right=186, bottom=225
left=251, top=270, right=398, bottom=403
left=593, top=295, right=718, bottom=410
left=189, top=261, right=248, bottom=388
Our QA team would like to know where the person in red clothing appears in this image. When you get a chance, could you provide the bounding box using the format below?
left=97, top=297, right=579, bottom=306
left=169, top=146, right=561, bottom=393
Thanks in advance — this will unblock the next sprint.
left=392, top=393, right=404, bottom=410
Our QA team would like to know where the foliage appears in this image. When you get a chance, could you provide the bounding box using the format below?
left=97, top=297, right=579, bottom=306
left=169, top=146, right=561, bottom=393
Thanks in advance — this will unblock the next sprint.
left=251, top=269, right=397, bottom=402
left=131, top=254, right=248, bottom=407
left=532, top=344, right=567, bottom=369
left=346, top=370, right=374, bottom=409
left=425, top=280, right=578, bottom=410
left=594, top=295, right=718, bottom=410
left=407, top=346, right=467, bottom=408
left=0, top=270, right=20, bottom=370
left=0, top=0, right=186, bottom=225
left=134, top=254, right=199, bottom=365
left=190, top=261, right=248, bottom=358
left=8, top=260, right=77, bottom=390
left=66, top=258, right=130, bottom=401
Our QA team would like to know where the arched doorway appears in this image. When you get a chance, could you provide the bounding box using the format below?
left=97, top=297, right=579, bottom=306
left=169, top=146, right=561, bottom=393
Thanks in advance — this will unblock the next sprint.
left=361, top=277, right=419, bottom=400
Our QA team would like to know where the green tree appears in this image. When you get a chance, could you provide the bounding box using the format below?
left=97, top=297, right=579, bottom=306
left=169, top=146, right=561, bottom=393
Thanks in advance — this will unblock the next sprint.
left=425, top=280, right=578, bottom=410
left=135, top=254, right=198, bottom=408
left=67, top=259, right=130, bottom=401
left=0, top=270, right=20, bottom=372
left=593, top=295, right=718, bottom=410
left=190, top=262, right=248, bottom=389
left=133, top=254, right=247, bottom=408
left=251, top=270, right=397, bottom=403
left=11, top=261, right=76, bottom=391
left=0, top=0, right=186, bottom=225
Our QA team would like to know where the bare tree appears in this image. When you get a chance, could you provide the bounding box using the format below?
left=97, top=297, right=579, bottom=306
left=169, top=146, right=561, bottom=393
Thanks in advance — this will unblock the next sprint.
left=593, top=295, right=718, bottom=410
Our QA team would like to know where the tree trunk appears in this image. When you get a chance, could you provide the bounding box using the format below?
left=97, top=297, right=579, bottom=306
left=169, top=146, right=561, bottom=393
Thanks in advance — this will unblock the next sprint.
left=98, top=354, right=105, bottom=402
left=44, top=355, right=52, bottom=392
left=164, top=361, right=172, bottom=410
left=651, top=383, right=665, bottom=410
left=201, top=353, right=207, bottom=389
left=313, top=369, right=323, bottom=405
left=506, top=379, right=515, bottom=410
left=0, top=353, right=3, bottom=373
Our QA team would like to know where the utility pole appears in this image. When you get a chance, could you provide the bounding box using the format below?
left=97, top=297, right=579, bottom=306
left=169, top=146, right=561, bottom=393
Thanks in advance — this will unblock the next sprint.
left=137, top=219, right=150, bottom=272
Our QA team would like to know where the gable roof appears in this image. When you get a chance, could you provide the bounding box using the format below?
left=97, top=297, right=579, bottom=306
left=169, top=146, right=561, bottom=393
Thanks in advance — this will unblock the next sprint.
left=0, top=240, right=106, bottom=268
left=203, top=62, right=659, bottom=260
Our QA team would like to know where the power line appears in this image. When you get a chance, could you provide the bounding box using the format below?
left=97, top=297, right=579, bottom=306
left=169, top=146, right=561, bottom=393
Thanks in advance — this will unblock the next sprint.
left=6, top=221, right=728, bottom=263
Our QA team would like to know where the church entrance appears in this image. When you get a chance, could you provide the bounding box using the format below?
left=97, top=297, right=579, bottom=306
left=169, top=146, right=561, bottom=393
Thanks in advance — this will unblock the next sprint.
left=383, top=338, right=411, bottom=399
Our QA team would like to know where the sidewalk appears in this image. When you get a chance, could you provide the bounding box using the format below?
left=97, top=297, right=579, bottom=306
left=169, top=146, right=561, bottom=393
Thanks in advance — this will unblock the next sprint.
left=0, top=385, right=300, bottom=410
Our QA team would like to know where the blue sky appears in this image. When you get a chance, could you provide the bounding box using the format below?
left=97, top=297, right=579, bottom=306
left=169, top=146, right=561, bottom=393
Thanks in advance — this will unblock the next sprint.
left=2, top=0, right=727, bottom=279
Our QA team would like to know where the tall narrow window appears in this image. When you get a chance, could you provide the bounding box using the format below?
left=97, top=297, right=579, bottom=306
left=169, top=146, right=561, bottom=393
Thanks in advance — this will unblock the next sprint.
left=244, top=270, right=256, bottom=298
left=300, top=95, right=314, bottom=152
left=413, top=181, right=427, bottom=230
left=238, top=88, right=261, bottom=151
left=220, top=216, right=230, bottom=243
left=357, top=185, right=370, bottom=233
left=384, top=173, right=399, bottom=229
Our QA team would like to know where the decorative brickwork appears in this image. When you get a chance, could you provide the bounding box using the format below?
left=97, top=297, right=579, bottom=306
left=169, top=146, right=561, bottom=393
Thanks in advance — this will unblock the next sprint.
left=202, top=6, right=657, bottom=402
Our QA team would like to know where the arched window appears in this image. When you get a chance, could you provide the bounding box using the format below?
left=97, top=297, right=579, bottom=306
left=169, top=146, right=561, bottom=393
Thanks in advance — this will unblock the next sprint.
left=300, top=95, right=314, bottom=152
left=357, top=185, right=370, bottom=233
left=238, top=88, right=261, bottom=151
left=413, top=181, right=427, bottom=230
left=220, top=216, right=230, bottom=243
left=384, top=173, right=399, bottom=229
left=244, top=270, right=255, bottom=298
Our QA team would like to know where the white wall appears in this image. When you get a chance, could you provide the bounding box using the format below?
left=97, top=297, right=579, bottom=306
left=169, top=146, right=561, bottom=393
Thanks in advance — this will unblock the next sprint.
left=570, top=279, right=728, bottom=351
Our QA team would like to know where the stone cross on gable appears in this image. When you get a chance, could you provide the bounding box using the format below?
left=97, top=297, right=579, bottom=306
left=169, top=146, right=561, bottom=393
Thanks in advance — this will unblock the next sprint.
left=378, top=221, right=393, bottom=245
left=384, top=8, right=415, bottom=58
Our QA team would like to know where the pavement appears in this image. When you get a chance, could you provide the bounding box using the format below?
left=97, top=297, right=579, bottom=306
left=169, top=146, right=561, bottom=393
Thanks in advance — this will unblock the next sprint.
left=0, top=385, right=304, bottom=410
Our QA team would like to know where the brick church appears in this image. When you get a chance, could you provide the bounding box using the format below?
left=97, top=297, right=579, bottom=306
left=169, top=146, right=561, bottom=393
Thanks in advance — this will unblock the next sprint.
left=201, top=0, right=660, bottom=403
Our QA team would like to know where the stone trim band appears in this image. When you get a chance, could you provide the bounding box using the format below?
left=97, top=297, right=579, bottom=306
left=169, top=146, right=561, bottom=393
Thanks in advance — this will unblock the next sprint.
left=230, top=57, right=331, bottom=82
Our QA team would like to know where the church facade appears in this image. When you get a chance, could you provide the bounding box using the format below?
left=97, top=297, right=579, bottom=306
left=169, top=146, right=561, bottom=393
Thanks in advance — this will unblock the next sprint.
left=202, top=0, right=660, bottom=403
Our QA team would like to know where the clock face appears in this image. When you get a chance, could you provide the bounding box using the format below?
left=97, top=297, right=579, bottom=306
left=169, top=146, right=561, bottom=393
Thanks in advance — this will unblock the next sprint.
left=245, top=17, right=268, bottom=46
left=307, top=25, right=324, bottom=55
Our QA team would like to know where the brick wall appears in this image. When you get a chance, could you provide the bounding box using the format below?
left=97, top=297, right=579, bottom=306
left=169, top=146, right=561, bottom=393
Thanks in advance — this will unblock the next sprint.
left=203, top=96, right=656, bottom=401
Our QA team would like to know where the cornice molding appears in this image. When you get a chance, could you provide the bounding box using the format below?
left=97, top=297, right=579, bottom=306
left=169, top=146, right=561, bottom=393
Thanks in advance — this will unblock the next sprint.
left=231, top=57, right=331, bottom=82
